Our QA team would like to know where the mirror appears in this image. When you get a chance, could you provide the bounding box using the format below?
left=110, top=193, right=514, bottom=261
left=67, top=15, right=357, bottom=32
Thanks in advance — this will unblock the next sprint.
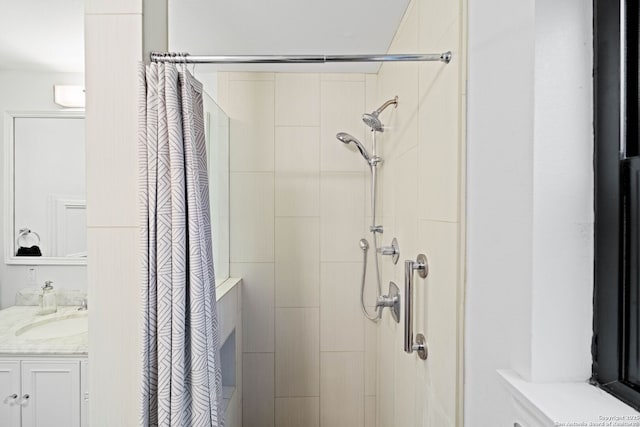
left=4, top=111, right=86, bottom=265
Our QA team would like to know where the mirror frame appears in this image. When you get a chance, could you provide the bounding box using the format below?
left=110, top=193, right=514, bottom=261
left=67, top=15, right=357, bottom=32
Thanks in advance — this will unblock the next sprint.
left=4, top=110, right=86, bottom=265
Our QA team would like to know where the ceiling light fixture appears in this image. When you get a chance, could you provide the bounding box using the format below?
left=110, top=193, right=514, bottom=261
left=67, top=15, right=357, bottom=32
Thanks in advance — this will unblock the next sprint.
left=53, top=85, right=85, bottom=108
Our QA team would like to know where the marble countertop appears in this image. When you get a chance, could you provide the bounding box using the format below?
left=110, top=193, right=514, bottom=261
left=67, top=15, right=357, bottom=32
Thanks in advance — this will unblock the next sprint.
left=0, top=306, right=88, bottom=356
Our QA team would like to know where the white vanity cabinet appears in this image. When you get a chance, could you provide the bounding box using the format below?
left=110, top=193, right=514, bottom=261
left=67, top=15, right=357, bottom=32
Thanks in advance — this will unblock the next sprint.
left=0, top=358, right=87, bottom=427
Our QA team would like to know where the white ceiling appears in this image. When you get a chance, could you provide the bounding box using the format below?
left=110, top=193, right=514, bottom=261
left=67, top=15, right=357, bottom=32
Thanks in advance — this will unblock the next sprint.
left=168, top=0, right=412, bottom=73
left=0, top=0, right=84, bottom=72
left=0, top=0, right=410, bottom=74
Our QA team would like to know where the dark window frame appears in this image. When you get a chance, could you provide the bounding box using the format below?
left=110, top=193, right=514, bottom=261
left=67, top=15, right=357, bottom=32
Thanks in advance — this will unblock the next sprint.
left=593, top=0, right=640, bottom=410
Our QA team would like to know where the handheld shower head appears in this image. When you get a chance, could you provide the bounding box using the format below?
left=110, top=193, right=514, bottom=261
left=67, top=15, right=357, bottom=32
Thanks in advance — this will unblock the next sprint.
left=336, top=132, right=371, bottom=162
left=362, top=96, right=399, bottom=132
left=359, top=238, right=369, bottom=251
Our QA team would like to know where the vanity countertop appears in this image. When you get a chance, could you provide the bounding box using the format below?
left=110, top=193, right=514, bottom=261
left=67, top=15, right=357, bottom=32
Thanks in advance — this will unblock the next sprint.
left=0, top=306, right=88, bottom=356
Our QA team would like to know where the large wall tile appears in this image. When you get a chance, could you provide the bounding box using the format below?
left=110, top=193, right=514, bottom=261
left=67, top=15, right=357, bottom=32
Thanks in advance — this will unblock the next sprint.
left=275, top=127, right=320, bottom=217
left=320, top=352, right=364, bottom=427
left=419, top=0, right=460, bottom=47
left=320, top=80, right=367, bottom=172
left=320, top=263, right=364, bottom=351
left=230, top=172, right=274, bottom=262
left=364, top=317, right=377, bottom=396
left=418, top=219, right=459, bottom=419
left=275, top=218, right=320, bottom=307
left=365, top=74, right=379, bottom=113
left=275, top=308, right=320, bottom=396
left=377, top=318, right=396, bottom=427
left=216, top=72, right=230, bottom=111
left=86, top=0, right=141, bottom=14
left=275, top=397, right=320, bottom=427
left=228, top=80, right=275, bottom=172
left=418, top=55, right=460, bottom=222
left=243, top=353, right=275, bottom=427
left=390, top=148, right=420, bottom=262
left=320, top=74, right=365, bottom=82
left=275, top=74, right=320, bottom=126
left=275, top=127, right=320, bottom=172
left=393, top=351, right=417, bottom=427
left=228, top=72, right=275, bottom=81
left=87, top=227, right=140, bottom=424
left=320, top=172, right=366, bottom=262
left=393, top=147, right=419, bottom=220
left=275, top=173, right=320, bottom=217
left=85, top=14, right=141, bottom=227
left=232, top=263, right=275, bottom=353
left=365, top=396, right=376, bottom=427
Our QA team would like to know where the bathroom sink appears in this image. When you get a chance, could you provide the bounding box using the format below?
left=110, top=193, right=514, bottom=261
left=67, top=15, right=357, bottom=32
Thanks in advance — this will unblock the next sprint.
left=15, top=312, right=88, bottom=340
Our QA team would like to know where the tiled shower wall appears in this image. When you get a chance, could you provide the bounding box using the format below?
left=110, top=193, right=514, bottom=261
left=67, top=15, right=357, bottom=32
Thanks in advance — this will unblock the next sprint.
left=375, top=0, right=466, bottom=425
left=216, top=72, right=380, bottom=427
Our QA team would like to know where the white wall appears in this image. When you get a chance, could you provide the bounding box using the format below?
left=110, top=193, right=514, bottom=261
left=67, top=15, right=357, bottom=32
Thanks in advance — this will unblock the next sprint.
left=0, top=70, right=86, bottom=309
left=465, top=0, right=593, bottom=424
left=374, top=0, right=466, bottom=425
left=531, top=0, right=593, bottom=382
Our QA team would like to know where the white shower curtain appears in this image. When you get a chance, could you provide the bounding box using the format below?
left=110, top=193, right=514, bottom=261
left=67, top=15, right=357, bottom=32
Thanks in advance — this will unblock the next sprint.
left=138, top=62, right=223, bottom=427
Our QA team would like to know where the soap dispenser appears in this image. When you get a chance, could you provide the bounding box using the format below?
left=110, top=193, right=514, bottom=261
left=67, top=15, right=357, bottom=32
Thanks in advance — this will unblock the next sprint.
left=39, top=281, right=57, bottom=315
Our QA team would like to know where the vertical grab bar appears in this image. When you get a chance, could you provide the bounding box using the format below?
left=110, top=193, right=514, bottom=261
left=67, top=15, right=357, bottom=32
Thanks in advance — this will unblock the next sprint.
left=404, top=254, right=429, bottom=360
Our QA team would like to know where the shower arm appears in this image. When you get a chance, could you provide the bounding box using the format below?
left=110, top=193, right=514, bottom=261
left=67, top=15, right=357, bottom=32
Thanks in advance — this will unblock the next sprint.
left=374, top=96, right=399, bottom=116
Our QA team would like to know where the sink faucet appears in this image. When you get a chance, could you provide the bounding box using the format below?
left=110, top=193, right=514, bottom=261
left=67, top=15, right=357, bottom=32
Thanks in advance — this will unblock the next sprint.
left=78, top=297, right=88, bottom=311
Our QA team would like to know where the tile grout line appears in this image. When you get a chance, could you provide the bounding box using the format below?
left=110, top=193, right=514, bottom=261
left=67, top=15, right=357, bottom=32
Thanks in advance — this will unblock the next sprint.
left=318, top=73, right=323, bottom=427
left=272, top=74, right=277, bottom=427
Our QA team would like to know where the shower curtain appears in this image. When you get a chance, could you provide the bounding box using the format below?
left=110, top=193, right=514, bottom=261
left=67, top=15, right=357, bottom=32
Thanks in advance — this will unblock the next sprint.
left=138, top=62, right=223, bottom=427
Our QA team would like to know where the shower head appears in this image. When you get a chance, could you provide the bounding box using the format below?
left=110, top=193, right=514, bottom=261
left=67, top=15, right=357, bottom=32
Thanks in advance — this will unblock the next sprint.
left=362, top=96, right=399, bottom=132
left=359, top=238, right=369, bottom=251
left=362, top=113, right=383, bottom=132
left=336, top=132, right=371, bottom=162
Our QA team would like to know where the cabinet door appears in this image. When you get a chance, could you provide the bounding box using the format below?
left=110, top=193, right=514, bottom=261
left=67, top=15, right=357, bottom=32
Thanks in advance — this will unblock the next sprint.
left=0, top=361, right=21, bottom=427
left=21, top=360, right=81, bottom=427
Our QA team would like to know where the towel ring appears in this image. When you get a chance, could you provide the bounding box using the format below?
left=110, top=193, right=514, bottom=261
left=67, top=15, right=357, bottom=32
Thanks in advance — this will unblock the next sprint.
left=16, top=228, right=40, bottom=248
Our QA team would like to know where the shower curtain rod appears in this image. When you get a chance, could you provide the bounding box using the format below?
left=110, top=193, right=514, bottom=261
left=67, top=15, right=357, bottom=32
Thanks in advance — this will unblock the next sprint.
left=150, top=51, right=452, bottom=64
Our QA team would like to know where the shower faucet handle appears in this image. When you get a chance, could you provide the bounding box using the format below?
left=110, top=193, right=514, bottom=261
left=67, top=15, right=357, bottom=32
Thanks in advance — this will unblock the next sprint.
left=377, top=237, right=400, bottom=264
left=376, top=281, right=400, bottom=323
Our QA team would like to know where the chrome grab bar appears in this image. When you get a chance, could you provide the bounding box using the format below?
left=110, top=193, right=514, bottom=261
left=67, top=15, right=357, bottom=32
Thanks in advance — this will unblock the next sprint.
left=404, top=254, right=429, bottom=360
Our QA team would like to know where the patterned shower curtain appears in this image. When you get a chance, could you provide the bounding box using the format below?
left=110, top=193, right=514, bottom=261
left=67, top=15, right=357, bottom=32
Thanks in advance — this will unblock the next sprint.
left=138, top=62, right=224, bottom=427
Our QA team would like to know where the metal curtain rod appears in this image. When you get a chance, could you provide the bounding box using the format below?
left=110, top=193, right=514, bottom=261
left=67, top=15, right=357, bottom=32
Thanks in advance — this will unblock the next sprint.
left=150, top=51, right=453, bottom=64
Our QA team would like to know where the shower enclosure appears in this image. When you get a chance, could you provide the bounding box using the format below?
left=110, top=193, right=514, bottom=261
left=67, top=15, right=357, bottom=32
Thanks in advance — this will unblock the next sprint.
left=162, top=1, right=466, bottom=425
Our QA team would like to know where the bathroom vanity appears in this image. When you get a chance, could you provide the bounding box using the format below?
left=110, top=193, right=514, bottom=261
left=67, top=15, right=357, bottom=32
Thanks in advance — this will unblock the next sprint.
left=0, top=306, right=88, bottom=427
